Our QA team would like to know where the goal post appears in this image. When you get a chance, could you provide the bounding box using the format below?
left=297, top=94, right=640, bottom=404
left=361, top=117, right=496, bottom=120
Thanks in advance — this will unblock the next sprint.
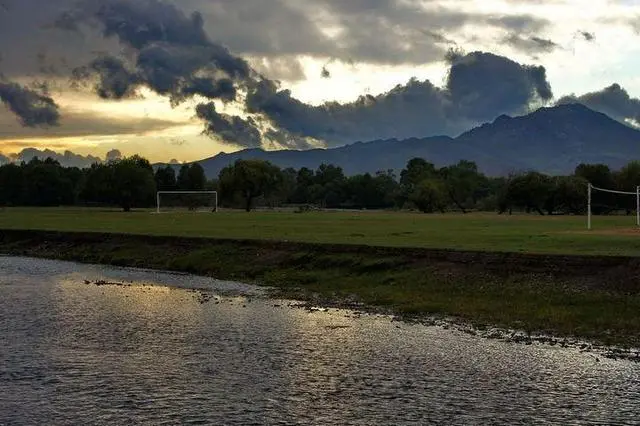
left=587, top=183, right=640, bottom=230
left=156, top=191, right=218, bottom=214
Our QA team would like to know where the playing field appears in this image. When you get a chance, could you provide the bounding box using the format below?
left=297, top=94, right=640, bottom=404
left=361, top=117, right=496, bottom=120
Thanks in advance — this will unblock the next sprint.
left=2, top=207, right=640, bottom=256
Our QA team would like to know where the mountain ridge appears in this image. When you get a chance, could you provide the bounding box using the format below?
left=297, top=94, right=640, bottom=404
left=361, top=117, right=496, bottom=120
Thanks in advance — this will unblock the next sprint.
left=182, top=103, right=640, bottom=178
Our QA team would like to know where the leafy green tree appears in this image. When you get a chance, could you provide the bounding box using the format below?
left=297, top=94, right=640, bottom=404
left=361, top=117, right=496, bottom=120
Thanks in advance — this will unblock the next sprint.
left=550, top=176, right=587, bottom=215
left=187, top=163, right=207, bottom=190
left=502, top=171, right=553, bottom=215
left=575, top=163, right=614, bottom=214
left=409, top=179, right=447, bottom=213
left=155, top=165, right=177, bottom=191
left=616, top=161, right=640, bottom=213
left=440, top=160, right=485, bottom=213
left=290, top=167, right=315, bottom=204
left=0, top=163, right=24, bottom=206
left=219, top=159, right=283, bottom=211
left=176, top=163, right=206, bottom=191
left=268, top=167, right=297, bottom=207
left=111, top=156, right=156, bottom=211
left=22, top=158, right=74, bottom=206
left=400, top=158, right=438, bottom=207
left=345, top=171, right=399, bottom=209
left=314, top=164, right=347, bottom=208
left=82, top=163, right=114, bottom=206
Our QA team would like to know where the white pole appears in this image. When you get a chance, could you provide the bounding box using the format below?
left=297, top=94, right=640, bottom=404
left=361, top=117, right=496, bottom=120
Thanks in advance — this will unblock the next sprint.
left=636, top=186, right=639, bottom=227
left=587, top=183, right=592, bottom=231
left=156, top=192, right=160, bottom=214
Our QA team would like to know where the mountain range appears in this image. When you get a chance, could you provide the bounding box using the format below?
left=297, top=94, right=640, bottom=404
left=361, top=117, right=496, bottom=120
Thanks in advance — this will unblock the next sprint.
left=188, top=104, right=640, bottom=178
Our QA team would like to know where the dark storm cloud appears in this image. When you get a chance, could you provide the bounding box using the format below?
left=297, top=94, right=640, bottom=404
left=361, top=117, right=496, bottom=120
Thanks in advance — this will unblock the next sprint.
left=246, top=77, right=451, bottom=145
left=579, top=31, right=595, bottom=41
left=486, top=14, right=549, bottom=32
left=249, top=56, right=307, bottom=82
left=195, top=102, right=262, bottom=148
left=246, top=51, right=553, bottom=146
left=186, top=0, right=552, bottom=66
left=0, top=0, right=120, bottom=79
left=0, top=81, right=60, bottom=127
left=263, top=128, right=318, bottom=150
left=445, top=51, right=553, bottom=122
left=558, top=84, right=640, bottom=124
left=59, top=0, right=252, bottom=104
left=502, top=34, right=559, bottom=54
left=47, top=1, right=558, bottom=149
left=72, top=55, right=141, bottom=99
left=0, top=0, right=556, bottom=82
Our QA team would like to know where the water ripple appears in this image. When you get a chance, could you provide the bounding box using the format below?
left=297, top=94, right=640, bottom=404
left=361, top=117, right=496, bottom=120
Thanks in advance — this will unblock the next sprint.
left=0, top=256, right=638, bottom=425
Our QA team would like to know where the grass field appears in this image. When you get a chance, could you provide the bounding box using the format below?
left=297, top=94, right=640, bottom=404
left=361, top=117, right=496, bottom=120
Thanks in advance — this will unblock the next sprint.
left=2, top=207, right=640, bottom=256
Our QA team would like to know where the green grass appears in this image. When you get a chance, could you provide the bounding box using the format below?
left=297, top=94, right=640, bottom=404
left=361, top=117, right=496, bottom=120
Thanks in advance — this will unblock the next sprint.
left=2, top=207, right=640, bottom=256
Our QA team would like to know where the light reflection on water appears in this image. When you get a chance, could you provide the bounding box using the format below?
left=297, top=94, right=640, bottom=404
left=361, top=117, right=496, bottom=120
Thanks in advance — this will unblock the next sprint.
left=0, top=256, right=638, bottom=425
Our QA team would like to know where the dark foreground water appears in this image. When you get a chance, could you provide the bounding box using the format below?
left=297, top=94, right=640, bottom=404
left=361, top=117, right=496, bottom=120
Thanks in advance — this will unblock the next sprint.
left=0, top=257, right=639, bottom=425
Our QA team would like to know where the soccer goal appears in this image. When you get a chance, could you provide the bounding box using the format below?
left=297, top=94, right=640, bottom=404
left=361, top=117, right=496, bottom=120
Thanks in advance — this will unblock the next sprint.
left=587, top=183, right=640, bottom=230
left=156, top=191, right=218, bottom=214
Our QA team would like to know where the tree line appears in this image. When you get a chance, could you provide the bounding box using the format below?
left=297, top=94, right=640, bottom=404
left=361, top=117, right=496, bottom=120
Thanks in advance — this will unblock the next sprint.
left=0, top=156, right=208, bottom=211
left=2, top=154, right=640, bottom=214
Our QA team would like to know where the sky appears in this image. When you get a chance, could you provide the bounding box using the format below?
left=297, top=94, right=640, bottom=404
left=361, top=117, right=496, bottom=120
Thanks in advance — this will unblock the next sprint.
left=2, top=0, right=640, bottom=165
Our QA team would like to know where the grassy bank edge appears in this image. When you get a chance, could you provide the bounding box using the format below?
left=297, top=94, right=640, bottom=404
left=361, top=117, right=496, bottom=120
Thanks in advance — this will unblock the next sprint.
left=2, top=229, right=640, bottom=349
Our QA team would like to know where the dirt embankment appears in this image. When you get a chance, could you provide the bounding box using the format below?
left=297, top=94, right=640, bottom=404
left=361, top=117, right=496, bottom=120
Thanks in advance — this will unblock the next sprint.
left=2, top=229, right=640, bottom=291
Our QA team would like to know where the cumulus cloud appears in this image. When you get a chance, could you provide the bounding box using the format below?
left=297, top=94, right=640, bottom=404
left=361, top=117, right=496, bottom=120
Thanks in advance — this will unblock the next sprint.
left=191, top=0, right=551, bottom=66
left=0, top=152, right=9, bottom=165
left=105, top=148, right=122, bottom=161
left=0, top=81, right=60, bottom=127
left=445, top=51, right=552, bottom=122
left=246, top=51, right=553, bottom=146
left=61, top=0, right=252, bottom=105
left=557, top=83, right=640, bottom=125
left=6, top=0, right=593, bottom=153
left=4, top=148, right=102, bottom=168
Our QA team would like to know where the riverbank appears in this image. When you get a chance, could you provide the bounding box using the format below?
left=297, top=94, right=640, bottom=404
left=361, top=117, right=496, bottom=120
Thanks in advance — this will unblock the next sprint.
left=2, top=229, right=640, bottom=348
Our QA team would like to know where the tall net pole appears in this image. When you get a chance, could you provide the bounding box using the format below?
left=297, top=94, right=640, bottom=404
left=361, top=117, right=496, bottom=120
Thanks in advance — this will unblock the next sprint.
left=637, top=186, right=640, bottom=227
left=587, top=183, right=592, bottom=231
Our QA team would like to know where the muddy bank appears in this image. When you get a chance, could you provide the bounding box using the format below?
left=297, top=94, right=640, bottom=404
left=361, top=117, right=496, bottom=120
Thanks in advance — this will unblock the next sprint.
left=2, top=229, right=640, bottom=347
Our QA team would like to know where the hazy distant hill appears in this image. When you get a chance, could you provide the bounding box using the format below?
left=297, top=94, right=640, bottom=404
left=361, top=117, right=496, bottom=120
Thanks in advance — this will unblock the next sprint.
left=186, top=104, right=640, bottom=177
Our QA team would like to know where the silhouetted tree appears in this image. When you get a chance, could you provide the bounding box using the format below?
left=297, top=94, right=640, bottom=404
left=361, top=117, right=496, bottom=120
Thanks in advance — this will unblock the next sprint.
left=219, top=159, right=283, bottom=211
left=111, top=156, right=156, bottom=211
left=155, top=165, right=177, bottom=191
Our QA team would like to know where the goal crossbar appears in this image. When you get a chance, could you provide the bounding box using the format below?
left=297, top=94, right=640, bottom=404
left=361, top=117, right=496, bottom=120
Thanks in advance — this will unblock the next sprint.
left=588, top=183, right=640, bottom=230
left=156, top=191, right=218, bottom=214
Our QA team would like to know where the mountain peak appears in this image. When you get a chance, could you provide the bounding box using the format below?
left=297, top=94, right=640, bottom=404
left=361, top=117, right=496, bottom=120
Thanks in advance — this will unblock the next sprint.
left=192, top=105, right=640, bottom=178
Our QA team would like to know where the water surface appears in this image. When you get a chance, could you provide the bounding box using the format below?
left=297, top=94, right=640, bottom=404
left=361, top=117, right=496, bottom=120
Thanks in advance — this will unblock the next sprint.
left=0, top=256, right=638, bottom=425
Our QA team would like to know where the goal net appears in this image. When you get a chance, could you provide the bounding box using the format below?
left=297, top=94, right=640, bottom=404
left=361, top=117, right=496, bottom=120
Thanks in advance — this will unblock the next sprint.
left=588, top=184, right=639, bottom=230
left=156, top=191, right=218, bottom=213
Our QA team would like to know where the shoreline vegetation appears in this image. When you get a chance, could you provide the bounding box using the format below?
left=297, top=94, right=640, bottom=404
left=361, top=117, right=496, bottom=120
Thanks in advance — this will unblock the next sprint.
left=2, top=228, right=640, bottom=355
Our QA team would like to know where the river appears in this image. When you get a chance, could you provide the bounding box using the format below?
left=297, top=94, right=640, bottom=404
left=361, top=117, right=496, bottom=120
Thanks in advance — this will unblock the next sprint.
left=0, top=256, right=638, bottom=425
